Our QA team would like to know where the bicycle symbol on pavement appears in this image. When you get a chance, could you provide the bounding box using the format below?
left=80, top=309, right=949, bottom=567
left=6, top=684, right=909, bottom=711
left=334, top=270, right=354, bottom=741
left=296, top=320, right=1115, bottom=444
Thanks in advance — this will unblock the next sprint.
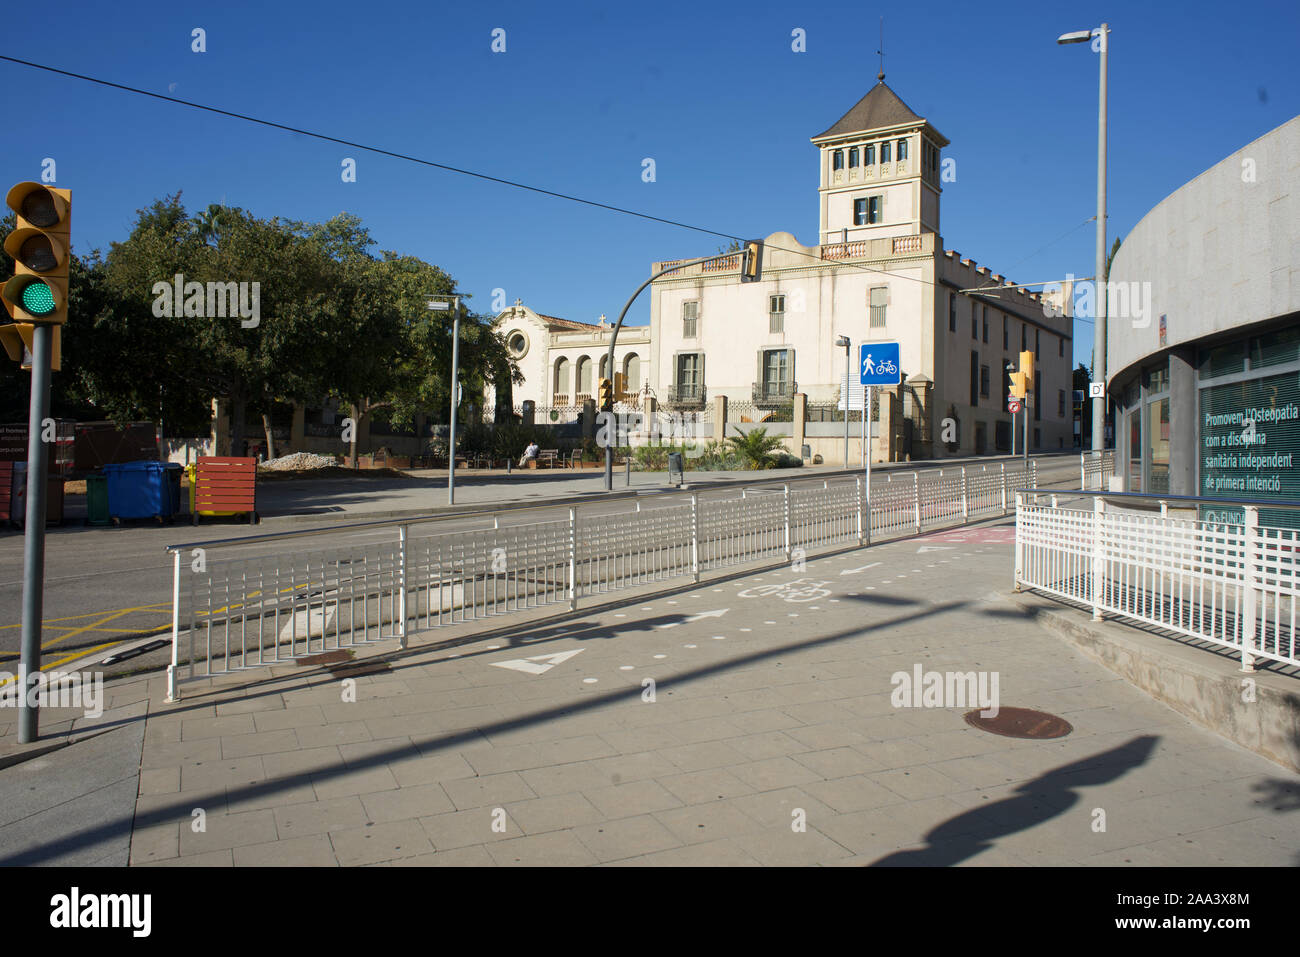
left=737, top=578, right=833, bottom=603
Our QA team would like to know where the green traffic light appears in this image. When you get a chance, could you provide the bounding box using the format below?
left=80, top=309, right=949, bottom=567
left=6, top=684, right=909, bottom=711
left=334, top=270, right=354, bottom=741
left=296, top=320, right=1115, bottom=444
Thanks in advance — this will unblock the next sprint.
left=20, top=281, right=55, bottom=316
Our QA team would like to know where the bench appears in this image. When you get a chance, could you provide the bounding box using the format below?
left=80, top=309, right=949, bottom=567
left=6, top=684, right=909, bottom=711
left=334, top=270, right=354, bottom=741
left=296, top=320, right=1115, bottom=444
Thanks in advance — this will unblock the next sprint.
left=193, top=456, right=258, bottom=524
left=527, top=449, right=558, bottom=469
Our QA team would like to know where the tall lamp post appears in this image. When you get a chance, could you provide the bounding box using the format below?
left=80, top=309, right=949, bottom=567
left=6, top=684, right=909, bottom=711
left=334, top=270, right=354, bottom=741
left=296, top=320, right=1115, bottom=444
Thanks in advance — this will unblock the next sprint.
left=836, top=335, right=851, bottom=466
left=1058, top=22, right=1109, bottom=452
left=428, top=293, right=466, bottom=505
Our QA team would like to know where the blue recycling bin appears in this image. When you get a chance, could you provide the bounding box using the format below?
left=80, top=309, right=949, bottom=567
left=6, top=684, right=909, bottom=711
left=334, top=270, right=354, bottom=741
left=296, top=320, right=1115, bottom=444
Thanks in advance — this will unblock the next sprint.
left=103, top=461, right=183, bottom=524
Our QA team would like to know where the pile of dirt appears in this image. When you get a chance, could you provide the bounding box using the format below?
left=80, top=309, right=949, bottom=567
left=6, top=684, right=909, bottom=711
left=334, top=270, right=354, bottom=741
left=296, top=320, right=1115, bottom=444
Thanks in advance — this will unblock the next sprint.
left=260, top=452, right=340, bottom=471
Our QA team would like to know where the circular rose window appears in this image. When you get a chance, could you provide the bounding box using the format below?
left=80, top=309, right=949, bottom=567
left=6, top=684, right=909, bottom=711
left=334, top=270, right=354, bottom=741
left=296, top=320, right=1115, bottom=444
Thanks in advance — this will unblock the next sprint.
left=507, top=331, right=528, bottom=357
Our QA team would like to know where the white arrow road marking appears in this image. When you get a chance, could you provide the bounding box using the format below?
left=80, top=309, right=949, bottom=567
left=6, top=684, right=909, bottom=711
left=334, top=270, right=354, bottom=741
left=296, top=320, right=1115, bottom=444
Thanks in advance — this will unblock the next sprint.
left=655, top=608, right=729, bottom=630
left=490, top=648, right=585, bottom=675
left=917, top=545, right=956, bottom=553
left=279, top=605, right=335, bottom=641
left=839, top=561, right=882, bottom=576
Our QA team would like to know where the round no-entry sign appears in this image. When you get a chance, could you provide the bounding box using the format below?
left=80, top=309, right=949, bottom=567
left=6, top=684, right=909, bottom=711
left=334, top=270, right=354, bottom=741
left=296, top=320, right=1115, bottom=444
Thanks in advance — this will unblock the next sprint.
left=1008, top=399, right=1021, bottom=414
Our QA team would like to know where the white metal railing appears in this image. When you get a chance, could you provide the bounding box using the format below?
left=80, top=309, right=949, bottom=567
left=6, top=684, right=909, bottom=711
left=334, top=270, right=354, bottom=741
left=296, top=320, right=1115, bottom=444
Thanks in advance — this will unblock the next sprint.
left=1015, top=490, right=1300, bottom=671
left=165, top=461, right=1038, bottom=699
left=1080, top=450, right=1115, bottom=490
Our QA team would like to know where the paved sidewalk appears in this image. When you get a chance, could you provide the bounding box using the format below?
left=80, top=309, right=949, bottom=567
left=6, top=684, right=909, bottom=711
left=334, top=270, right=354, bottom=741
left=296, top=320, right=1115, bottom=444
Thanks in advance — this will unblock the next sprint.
left=5, top=515, right=1296, bottom=866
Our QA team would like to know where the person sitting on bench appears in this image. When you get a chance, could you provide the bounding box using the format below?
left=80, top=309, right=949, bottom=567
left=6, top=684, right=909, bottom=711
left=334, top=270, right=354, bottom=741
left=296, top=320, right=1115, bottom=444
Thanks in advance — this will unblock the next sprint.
left=519, top=441, right=540, bottom=468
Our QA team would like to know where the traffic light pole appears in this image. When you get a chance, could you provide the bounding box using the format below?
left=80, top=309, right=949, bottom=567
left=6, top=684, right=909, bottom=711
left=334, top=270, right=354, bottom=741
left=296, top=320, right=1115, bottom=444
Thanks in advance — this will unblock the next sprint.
left=603, top=251, right=749, bottom=492
left=18, top=323, right=52, bottom=743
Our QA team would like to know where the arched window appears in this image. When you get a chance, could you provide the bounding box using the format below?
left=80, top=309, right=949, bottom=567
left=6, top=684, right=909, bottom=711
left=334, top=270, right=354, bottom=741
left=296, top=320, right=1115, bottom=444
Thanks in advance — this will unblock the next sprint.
left=577, top=356, right=592, bottom=396
left=599, top=354, right=610, bottom=380
left=554, top=358, right=570, bottom=402
left=623, top=354, right=640, bottom=393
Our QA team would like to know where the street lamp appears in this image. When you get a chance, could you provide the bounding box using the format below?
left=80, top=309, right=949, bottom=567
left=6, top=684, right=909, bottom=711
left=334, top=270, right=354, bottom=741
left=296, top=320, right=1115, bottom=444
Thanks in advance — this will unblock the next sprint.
left=428, top=293, right=467, bottom=505
left=836, top=335, right=851, bottom=466
left=1058, top=22, right=1109, bottom=453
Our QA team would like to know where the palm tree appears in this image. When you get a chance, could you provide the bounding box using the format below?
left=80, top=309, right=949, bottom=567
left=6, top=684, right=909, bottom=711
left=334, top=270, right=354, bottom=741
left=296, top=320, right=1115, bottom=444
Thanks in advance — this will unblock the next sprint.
left=192, top=203, right=228, bottom=247
left=726, top=426, right=786, bottom=469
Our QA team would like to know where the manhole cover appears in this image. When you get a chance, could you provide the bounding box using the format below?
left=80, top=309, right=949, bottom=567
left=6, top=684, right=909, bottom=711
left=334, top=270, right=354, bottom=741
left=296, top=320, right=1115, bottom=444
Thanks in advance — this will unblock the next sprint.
left=964, top=707, right=1073, bottom=739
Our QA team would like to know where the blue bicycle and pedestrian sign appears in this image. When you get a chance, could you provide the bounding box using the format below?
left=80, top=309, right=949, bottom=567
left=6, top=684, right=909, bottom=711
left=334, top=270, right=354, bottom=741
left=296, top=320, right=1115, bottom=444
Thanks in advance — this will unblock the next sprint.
left=860, top=341, right=901, bottom=385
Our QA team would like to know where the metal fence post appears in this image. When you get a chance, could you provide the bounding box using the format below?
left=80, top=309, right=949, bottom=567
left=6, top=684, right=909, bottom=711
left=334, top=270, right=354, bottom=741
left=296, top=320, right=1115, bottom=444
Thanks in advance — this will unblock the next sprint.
left=1014, top=492, right=1024, bottom=591
left=1080, top=452, right=1086, bottom=490
left=913, top=472, right=921, bottom=533
left=568, top=506, right=578, bottom=611
left=783, top=484, right=791, bottom=561
left=1092, top=497, right=1106, bottom=620
left=961, top=466, right=969, bottom=521
left=856, top=475, right=864, bottom=545
left=1000, top=462, right=1007, bottom=514
left=397, top=524, right=408, bottom=649
left=691, top=492, right=700, bottom=582
left=1032, top=459, right=1038, bottom=489
left=1241, top=505, right=1258, bottom=673
left=166, top=549, right=181, bottom=702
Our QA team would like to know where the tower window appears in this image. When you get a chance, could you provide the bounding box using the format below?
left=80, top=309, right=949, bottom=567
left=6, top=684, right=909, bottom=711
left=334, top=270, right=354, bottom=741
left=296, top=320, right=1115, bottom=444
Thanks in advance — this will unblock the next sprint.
left=832, top=150, right=844, bottom=171
left=897, top=138, right=908, bottom=161
left=864, top=143, right=876, bottom=165
left=848, top=147, right=859, bottom=169
left=948, top=293, right=956, bottom=333
left=980, top=365, right=990, bottom=398
left=854, top=196, right=882, bottom=225
left=880, top=141, right=892, bottom=163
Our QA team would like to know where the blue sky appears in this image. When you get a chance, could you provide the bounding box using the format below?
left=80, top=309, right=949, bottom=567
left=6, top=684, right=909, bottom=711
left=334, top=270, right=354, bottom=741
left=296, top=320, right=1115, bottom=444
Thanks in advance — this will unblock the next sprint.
left=3, top=0, right=1297, bottom=367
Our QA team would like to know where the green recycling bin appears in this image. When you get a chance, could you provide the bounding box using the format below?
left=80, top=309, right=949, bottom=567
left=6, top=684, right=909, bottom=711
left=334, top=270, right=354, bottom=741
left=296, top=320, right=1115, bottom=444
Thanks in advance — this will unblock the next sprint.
left=85, top=473, right=110, bottom=526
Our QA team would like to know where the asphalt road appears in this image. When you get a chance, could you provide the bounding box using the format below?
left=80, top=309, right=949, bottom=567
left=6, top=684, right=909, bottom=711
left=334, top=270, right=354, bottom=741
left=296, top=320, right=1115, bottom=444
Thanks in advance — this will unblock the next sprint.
left=0, top=452, right=1081, bottom=679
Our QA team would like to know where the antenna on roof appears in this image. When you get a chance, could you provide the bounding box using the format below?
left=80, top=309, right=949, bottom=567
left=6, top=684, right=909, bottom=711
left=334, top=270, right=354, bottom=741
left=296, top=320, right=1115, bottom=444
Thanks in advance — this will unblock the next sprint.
left=876, top=17, right=885, bottom=82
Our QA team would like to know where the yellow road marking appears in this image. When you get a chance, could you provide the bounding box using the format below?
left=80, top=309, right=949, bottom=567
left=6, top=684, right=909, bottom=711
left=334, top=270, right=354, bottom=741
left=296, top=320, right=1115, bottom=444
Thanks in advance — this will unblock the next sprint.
left=0, top=639, right=130, bottom=687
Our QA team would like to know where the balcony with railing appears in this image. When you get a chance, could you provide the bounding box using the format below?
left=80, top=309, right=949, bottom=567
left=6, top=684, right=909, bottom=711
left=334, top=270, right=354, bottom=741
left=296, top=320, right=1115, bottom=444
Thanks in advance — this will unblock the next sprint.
left=752, top=380, right=797, bottom=408
left=665, top=383, right=706, bottom=410
left=820, top=231, right=933, bottom=262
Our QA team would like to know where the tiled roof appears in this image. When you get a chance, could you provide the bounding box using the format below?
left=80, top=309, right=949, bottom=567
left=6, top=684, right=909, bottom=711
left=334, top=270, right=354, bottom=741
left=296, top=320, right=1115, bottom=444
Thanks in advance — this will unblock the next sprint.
left=813, top=80, right=924, bottom=140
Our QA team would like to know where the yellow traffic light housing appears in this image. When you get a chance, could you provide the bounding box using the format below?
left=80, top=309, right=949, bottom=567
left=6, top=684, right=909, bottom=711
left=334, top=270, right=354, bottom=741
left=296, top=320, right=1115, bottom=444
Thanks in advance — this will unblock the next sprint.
left=0, top=323, right=61, bottom=371
left=3, top=183, right=71, bottom=327
left=1019, top=349, right=1034, bottom=383
left=740, top=240, right=763, bottom=283
left=1009, top=371, right=1028, bottom=399
left=613, top=371, right=626, bottom=397
left=598, top=377, right=614, bottom=412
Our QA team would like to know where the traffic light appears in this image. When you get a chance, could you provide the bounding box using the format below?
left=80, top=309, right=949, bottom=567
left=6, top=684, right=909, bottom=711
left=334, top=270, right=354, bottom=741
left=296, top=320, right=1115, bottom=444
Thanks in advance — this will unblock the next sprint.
left=1018, top=349, right=1034, bottom=384
left=740, top=240, right=763, bottom=283
left=1009, top=371, right=1028, bottom=399
left=613, top=371, right=626, bottom=397
left=598, top=377, right=614, bottom=411
left=3, top=183, right=71, bottom=326
left=0, top=322, right=61, bottom=371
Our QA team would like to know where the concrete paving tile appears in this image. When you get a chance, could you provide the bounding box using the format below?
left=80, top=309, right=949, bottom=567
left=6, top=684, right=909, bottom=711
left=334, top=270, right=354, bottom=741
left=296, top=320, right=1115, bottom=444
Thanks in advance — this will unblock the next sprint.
left=722, top=730, right=811, bottom=762
left=441, top=771, right=537, bottom=810
left=653, top=799, right=763, bottom=845
left=419, top=807, right=520, bottom=850
left=179, top=808, right=277, bottom=855
left=311, top=765, right=399, bottom=801
left=659, top=740, right=749, bottom=772
left=817, top=796, right=975, bottom=857
left=214, top=695, right=286, bottom=716
left=387, top=751, right=478, bottom=787
left=140, top=737, right=221, bottom=770
left=732, top=826, right=853, bottom=866
left=727, top=709, right=805, bottom=734
left=487, top=829, right=600, bottom=866
left=729, top=756, right=824, bottom=791
left=180, top=714, right=257, bottom=741
left=274, top=796, right=371, bottom=838
left=294, top=720, right=373, bottom=750
left=234, top=833, right=338, bottom=866
left=328, top=820, right=434, bottom=865
left=180, top=755, right=266, bottom=792
left=463, top=735, right=617, bottom=776
left=728, top=787, right=836, bottom=831
left=336, top=736, right=421, bottom=768
left=572, top=814, right=684, bottom=863
left=583, top=780, right=685, bottom=819
left=790, top=747, right=883, bottom=779
left=220, top=729, right=301, bottom=760
left=596, top=725, right=685, bottom=754
left=260, top=746, right=344, bottom=780
left=138, top=767, right=180, bottom=796
left=926, top=755, right=1022, bottom=790
left=607, top=837, right=760, bottom=866
left=252, top=705, right=326, bottom=732
left=129, top=824, right=179, bottom=864
left=360, top=783, right=456, bottom=822
left=803, top=775, right=906, bottom=814
left=382, top=845, right=495, bottom=866
left=658, top=768, right=756, bottom=805
left=140, top=848, right=233, bottom=867
left=502, top=792, right=604, bottom=834
left=851, top=738, right=938, bottom=770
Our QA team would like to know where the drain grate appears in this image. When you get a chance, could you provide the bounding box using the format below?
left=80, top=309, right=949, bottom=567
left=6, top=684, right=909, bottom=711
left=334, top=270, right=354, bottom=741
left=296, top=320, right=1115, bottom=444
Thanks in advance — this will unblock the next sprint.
left=964, top=706, right=1073, bottom=739
left=295, top=650, right=353, bottom=667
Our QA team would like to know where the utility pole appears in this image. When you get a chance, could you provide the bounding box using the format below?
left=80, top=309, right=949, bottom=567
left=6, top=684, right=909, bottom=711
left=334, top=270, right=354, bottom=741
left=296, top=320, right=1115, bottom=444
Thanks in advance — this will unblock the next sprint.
left=427, top=293, right=466, bottom=505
